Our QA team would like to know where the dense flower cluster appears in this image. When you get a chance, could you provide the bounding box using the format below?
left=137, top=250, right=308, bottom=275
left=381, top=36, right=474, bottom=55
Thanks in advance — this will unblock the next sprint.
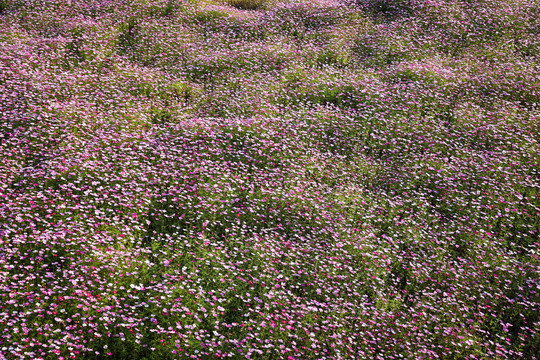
left=1, top=0, right=539, bottom=359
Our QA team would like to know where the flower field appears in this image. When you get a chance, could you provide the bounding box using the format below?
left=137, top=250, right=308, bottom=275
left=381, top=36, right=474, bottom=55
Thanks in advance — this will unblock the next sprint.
left=0, top=0, right=539, bottom=358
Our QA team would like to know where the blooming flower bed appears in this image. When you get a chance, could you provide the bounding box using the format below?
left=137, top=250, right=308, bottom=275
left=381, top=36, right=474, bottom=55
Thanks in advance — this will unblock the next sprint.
left=0, top=0, right=539, bottom=359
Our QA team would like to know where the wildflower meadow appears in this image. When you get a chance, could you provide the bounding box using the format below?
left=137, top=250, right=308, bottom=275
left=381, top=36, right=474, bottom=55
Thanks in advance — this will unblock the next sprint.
left=0, top=0, right=539, bottom=359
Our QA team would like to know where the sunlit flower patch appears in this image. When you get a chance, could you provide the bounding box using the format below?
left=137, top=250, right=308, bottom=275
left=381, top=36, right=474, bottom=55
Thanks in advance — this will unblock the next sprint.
left=1, top=0, right=539, bottom=359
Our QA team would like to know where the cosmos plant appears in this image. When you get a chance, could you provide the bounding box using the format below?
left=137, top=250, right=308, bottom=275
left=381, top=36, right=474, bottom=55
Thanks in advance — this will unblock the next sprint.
left=0, top=0, right=539, bottom=359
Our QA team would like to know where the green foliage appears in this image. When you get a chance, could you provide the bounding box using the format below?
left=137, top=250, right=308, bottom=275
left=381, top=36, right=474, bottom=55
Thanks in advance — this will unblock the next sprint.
left=65, top=37, right=87, bottom=67
left=149, top=0, right=178, bottom=17
left=223, top=0, right=266, bottom=11
left=193, top=8, right=229, bottom=23
left=118, top=17, right=139, bottom=57
left=358, top=0, right=417, bottom=22
left=0, top=0, right=11, bottom=14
